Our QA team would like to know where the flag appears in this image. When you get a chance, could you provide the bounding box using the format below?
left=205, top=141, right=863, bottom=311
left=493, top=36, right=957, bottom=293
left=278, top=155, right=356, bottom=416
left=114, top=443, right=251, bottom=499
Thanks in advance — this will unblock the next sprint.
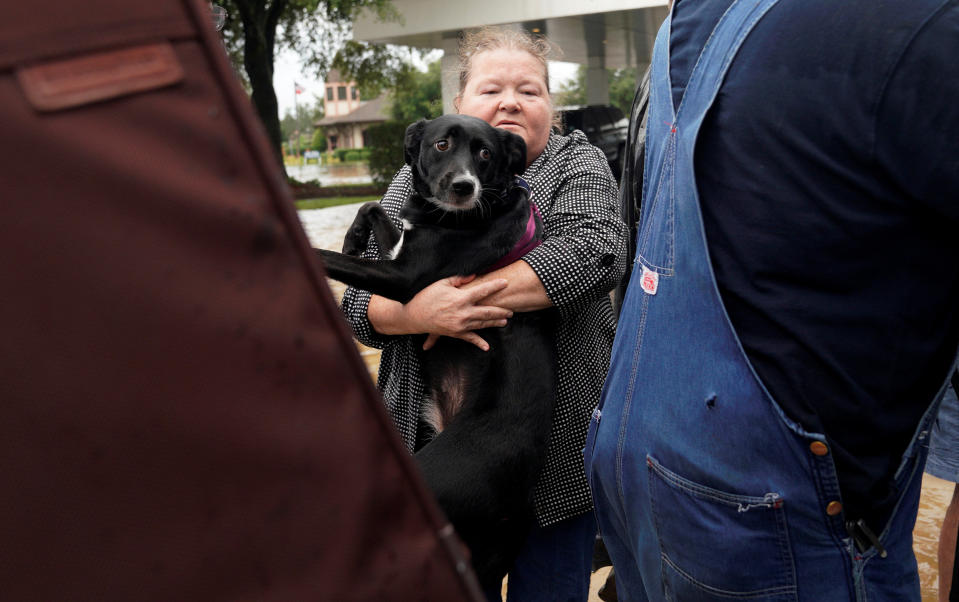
left=294, top=81, right=305, bottom=95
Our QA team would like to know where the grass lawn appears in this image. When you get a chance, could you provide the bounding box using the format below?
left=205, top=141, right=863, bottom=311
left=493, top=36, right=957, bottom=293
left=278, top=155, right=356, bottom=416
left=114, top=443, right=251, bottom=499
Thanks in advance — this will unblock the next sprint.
left=294, top=196, right=380, bottom=210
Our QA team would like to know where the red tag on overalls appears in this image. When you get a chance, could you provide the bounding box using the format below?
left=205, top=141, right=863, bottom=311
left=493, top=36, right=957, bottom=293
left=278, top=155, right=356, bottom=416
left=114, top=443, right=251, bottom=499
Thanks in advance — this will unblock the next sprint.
left=640, top=266, right=659, bottom=295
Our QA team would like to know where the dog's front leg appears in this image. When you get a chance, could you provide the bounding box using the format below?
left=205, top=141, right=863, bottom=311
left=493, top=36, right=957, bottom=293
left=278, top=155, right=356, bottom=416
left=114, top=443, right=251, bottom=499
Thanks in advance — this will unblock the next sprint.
left=316, top=249, right=421, bottom=303
left=341, top=202, right=402, bottom=257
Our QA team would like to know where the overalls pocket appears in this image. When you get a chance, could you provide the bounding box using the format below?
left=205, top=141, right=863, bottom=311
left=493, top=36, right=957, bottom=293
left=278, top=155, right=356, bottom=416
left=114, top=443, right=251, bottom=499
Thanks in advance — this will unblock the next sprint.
left=646, top=456, right=798, bottom=601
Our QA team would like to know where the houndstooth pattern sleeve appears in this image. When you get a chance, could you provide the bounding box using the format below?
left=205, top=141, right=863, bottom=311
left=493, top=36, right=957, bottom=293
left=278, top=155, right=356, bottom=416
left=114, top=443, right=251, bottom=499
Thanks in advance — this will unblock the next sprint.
left=340, top=166, right=413, bottom=351
left=521, top=132, right=627, bottom=318
left=339, top=133, right=628, bottom=526
left=339, top=166, right=427, bottom=449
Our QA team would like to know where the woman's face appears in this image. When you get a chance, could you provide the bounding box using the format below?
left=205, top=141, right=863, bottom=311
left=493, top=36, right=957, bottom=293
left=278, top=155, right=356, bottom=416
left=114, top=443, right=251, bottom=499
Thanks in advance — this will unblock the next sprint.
left=457, top=48, right=552, bottom=166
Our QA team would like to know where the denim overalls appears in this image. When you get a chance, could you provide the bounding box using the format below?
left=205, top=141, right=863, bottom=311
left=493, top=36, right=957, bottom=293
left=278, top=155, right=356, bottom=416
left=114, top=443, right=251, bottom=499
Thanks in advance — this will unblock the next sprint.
left=585, top=1, right=945, bottom=599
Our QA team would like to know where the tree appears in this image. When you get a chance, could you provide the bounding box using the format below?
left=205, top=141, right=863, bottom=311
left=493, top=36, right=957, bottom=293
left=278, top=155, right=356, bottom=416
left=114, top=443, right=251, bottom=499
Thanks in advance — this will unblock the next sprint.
left=279, top=95, right=324, bottom=140
left=278, top=95, right=324, bottom=157
left=366, top=60, right=443, bottom=186
left=216, top=0, right=397, bottom=170
left=608, top=67, right=639, bottom=117
left=553, top=66, right=639, bottom=117
left=387, top=60, right=443, bottom=122
left=310, top=128, right=327, bottom=152
left=553, top=67, right=587, bottom=108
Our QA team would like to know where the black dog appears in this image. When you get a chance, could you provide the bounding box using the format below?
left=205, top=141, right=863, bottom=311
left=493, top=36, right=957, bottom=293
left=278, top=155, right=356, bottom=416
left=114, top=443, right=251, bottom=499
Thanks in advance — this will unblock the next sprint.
left=316, top=114, right=558, bottom=590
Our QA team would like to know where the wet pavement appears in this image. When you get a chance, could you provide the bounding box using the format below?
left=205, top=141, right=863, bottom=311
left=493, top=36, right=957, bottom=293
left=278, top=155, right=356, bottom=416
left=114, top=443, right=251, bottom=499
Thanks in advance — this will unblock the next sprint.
left=299, top=203, right=367, bottom=253
left=917, top=474, right=953, bottom=601
left=299, top=202, right=952, bottom=601
left=299, top=203, right=382, bottom=380
left=287, top=162, right=371, bottom=185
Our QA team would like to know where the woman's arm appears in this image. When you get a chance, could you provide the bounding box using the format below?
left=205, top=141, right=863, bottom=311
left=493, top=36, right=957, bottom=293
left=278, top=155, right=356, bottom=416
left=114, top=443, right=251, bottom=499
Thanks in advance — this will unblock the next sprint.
left=367, top=275, right=514, bottom=351
left=427, top=136, right=629, bottom=315
left=340, top=167, right=519, bottom=351
left=346, top=135, right=628, bottom=349
left=518, top=137, right=629, bottom=319
left=458, top=259, right=551, bottom=311
left=408, top=262, right=551, bottom=351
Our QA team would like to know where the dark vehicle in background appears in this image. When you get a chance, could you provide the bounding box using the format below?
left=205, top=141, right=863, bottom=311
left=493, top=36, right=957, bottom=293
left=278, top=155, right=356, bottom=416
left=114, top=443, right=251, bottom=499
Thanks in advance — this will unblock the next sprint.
left=558, top=104, right=629, bottom=180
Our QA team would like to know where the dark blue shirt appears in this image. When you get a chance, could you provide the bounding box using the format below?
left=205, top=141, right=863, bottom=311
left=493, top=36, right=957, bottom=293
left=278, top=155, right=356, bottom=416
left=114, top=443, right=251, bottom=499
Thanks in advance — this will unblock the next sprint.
left=668, top=0, right=959, bottom=530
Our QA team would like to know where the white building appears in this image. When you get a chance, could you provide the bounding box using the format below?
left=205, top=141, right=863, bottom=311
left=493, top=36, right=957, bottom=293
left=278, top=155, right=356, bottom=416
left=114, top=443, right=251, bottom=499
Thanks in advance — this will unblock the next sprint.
left=353, top=0, right=669, bottom=114
left=322, top=69, right=364, bottom=118
left=317, top=69, right=390, bottom=150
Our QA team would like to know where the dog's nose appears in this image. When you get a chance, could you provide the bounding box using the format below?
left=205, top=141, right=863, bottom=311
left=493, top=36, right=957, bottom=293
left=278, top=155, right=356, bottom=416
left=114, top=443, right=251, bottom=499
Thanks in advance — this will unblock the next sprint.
left=451, top=179, right=475, bottom=197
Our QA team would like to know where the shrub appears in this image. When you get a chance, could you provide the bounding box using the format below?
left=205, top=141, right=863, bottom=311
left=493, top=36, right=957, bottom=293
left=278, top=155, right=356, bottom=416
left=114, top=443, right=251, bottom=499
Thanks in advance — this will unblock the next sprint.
left=344, top=150, right=362, bottom=162
left=333, top=148, right=351, bottom=162
left=366, top=120, right=408, bottom=187
left=311, top=128, right=327, bottom=151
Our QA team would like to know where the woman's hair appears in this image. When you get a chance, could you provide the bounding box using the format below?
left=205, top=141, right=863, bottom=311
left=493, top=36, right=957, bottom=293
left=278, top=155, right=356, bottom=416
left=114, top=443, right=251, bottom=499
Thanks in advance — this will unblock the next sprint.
left=456, top=27, right=554, bottom=95
left=455, top=26, right=561, bottom=129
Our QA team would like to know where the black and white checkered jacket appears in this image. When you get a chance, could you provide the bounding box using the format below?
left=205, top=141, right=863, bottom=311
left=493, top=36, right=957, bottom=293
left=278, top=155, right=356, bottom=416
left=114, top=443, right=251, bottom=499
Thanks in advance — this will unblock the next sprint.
left=340, top=130, right=628, bottom=526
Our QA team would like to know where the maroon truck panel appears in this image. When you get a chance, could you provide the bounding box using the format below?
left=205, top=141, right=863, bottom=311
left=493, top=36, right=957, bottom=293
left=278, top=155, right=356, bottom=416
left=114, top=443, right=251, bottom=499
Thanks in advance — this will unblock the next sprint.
left=0, top=1, right=479, bottom=599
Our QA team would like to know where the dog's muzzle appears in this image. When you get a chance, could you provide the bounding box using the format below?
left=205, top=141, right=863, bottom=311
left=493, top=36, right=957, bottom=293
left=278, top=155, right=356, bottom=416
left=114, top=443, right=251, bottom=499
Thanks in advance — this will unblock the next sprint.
left=451, top=178, right=475, bottom=198
left=435, top=173, right=481, bottom=210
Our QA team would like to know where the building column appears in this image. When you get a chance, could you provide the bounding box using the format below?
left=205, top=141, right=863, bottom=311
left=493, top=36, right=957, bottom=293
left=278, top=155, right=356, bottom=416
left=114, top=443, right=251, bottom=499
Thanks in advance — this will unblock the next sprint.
left=440, top=35, right=460, bottom=115
left=584, top=16, right=609, bottom=106
left=632, top=7, right=662, bottom=90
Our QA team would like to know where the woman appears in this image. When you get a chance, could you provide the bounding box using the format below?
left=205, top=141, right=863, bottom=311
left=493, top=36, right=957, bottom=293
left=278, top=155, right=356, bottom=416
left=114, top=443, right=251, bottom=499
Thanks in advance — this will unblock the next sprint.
left=341, top=26, right=628, bottom=601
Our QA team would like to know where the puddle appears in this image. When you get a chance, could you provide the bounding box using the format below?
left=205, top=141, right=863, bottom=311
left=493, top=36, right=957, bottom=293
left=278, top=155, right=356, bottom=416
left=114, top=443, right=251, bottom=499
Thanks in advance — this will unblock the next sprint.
left=287, top=162, right=371, bottom=185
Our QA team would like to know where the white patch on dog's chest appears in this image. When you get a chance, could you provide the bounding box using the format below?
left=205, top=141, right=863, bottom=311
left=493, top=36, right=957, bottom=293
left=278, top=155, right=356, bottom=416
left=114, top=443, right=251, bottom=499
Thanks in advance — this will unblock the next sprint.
left=387, top=219, right=412, bottom=259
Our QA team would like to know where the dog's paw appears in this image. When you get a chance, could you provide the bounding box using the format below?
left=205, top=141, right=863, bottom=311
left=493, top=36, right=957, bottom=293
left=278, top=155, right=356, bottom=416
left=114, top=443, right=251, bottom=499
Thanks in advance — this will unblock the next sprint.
left=341, top=224, right=371, bottom=256
left=340, top=202, right=379, bottom=255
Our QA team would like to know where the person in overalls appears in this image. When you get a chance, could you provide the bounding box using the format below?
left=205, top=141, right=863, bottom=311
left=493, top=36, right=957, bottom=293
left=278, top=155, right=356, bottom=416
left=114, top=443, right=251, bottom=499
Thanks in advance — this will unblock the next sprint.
left=586, top=0, right=959, bottom=600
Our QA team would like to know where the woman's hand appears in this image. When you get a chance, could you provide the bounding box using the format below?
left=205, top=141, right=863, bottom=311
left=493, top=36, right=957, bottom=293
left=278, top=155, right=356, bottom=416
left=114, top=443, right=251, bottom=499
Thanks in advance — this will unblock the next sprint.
left=368, top=275, right=513, bottom=351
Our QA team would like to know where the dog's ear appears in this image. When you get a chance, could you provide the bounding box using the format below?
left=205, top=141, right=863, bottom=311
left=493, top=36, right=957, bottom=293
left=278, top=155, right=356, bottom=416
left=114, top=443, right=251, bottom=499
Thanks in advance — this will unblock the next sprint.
left=404, top=119, right=433, bottom=198
left=404, top=119, right=428, bottom=166
left=497, top=128, right=527, bottom=176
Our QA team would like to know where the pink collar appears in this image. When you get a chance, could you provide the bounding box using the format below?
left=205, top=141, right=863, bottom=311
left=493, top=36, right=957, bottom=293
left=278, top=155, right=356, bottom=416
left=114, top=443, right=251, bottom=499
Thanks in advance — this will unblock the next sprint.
left=481, top=201, right=542, bottom=274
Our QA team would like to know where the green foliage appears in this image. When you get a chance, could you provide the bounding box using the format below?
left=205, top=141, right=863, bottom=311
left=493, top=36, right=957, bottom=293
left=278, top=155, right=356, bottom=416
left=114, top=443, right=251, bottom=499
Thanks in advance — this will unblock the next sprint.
left=332, top=41, right=407, bottom=100
left=296, top=195, right=381, bottom=210
left=387, top=60, right=443, bottom=122
left=336, top=60, right=441, bottom=186
left=331, top=147, right=370, bottom=162
left=553, top=65, right=587, bottom=108
left=214, top=0, right=399, bottom=168
left=280, top=97, right=324, bottom=140
left=283, top=131, right=313, bottom=156
left=366, top=120, right=408, bottom=187
left=608, top=67, right=639, bottom=117
left=311, top=128, right=327, bottom=151
left=218, top=0, right=399, bottom=81
left=552, top=65, right=640, bottom=118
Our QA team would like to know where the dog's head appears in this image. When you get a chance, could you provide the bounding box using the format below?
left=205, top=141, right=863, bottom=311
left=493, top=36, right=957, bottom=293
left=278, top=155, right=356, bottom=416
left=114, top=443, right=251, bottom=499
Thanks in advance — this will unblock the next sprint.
left=404, top=114, right=527, bottom=212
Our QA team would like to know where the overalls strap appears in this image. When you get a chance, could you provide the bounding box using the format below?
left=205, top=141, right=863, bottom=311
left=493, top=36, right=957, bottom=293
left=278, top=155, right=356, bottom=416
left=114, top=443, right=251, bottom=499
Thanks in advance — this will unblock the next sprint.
left=589, top=1, right=935, bottom=599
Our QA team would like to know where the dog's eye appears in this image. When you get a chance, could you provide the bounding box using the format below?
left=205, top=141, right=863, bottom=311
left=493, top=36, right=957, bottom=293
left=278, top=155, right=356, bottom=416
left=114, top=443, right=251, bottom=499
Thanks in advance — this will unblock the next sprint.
left=434, top=140, right=450, bottom=152
left=479, top=148, right=491, bottom=160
